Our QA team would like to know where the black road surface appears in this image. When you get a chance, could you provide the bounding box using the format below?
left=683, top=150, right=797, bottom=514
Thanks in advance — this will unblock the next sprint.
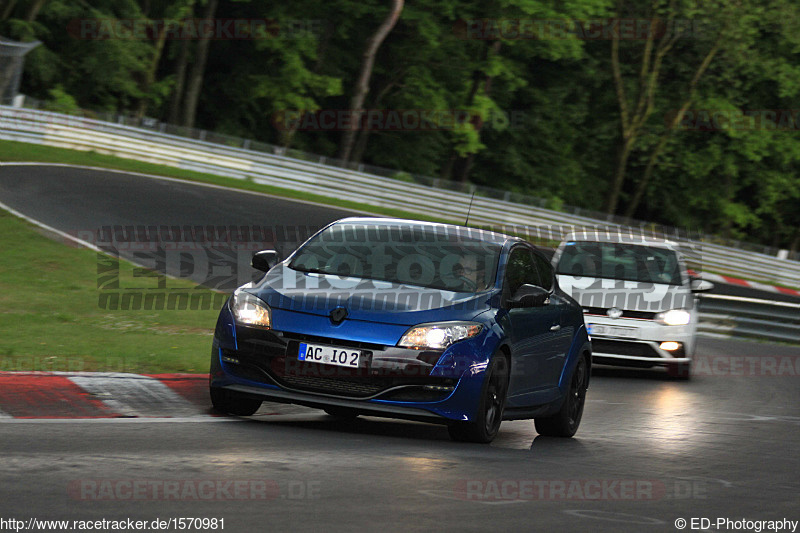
left=1, top=163, right=799, bottom=532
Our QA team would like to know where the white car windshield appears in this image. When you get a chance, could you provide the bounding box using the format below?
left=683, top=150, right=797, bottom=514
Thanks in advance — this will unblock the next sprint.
left=556, top=241, right=683, bottom=286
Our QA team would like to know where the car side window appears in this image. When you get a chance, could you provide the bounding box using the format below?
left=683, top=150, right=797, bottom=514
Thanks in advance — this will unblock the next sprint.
left=504, top=247, right=540, bottom=296
left=532, top=252, right=554, bottom=291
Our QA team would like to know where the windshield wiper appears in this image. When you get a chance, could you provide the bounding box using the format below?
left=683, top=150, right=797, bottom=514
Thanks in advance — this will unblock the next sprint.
left=290, top=265, right=329, bottom=274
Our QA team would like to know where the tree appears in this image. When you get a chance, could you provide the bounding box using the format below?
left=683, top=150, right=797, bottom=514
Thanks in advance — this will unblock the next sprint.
left=338, top=0, right=404, bottom=162
left=181, top=0, right=217, bottom=128
left=136, top=0, right=195, bottom=120
left=603, top=0, right=734, bottom=215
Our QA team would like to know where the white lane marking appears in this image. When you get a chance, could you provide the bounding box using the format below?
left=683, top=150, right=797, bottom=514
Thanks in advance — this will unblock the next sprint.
left=713, top=412, right=800, bottom=424
left=0, top=199, right=222, bottom=288
left=564, top=510, right=664, bottom=525
left=68, top=374, right=203, bottom=418
left=0, top=198, right=103, bottom=252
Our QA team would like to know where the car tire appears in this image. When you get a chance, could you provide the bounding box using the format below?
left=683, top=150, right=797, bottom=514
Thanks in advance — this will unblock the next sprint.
left=210, top=387, right=262, bottom=416
left=448, top=354, right=509, bottom=444
left=324, top=407, right=360, bottom=420
left=535, top=355, right=588, bottom=438
left=667, top=362, right=691, bottom=380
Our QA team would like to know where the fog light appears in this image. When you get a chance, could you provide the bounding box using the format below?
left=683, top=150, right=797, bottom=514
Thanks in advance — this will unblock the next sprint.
left=660, top=341, right=681, bottom=351
left=222, top=355, right=240, bottom=364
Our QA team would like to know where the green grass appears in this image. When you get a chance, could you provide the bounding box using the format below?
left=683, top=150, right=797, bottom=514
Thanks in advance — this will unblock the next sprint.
left=0, top=209, right=221, bottom=373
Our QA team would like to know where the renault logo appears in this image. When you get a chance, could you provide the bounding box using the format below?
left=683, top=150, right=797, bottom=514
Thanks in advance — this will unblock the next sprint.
left=329, top=307, right=348, bottom=324
left=607, top=307, right=623, bottom=319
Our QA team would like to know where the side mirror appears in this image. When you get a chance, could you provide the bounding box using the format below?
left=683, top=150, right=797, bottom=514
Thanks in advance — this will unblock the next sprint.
left=508, top=284, right=550, bottom=308
left=690, top=278, right=714, bottom=293
left=251, top=250, right=281, bottom=272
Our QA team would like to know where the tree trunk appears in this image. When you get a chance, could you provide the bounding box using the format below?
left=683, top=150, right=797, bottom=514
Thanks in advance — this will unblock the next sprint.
left=23, top=0, right=45, bottom=22
left=338, top=0, right=404, bottom=163
left=136, top=24, right=170, bottom=120
left=281, top=23, right=335, bottom=149
left=1, top=1, right=18, bottom=21
left=790, top=227, right=800, bottom=255
left=350, top=76, right=399, bottom=163
left=168, top=37, right=191, bottom=124
left=605, top=13, right=683, bottom=214
left=181, top=0, right=218, bottom=129
left=605, top=137, right=635, bottom=214
left=439, top=153, right=456, bottom=180
left=623, top=39, right=722, bottom=218
left=444, top=41, right=500, bottom=183
left=441, top=74, right=481, bottom=181
left=454, top=153, right=476, bottom=184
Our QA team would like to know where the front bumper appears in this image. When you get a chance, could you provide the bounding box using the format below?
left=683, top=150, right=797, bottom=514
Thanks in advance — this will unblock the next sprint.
left=210, top=308, right=493, bottom=422
left=585, top=316, right=695, bottom=367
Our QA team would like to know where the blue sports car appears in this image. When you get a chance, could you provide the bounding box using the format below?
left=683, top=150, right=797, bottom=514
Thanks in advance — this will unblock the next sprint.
left=210, top=218, right=591, bottom=443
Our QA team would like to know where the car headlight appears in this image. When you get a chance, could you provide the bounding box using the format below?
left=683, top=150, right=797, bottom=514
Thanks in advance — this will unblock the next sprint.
left=398, top=322, right=483, bottom=350
left=656, top=309, right=691, bottom=326
left=230, top=290, right=271, bottom=328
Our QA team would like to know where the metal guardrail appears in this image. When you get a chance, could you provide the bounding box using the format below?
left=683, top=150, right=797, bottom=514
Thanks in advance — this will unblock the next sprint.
left=698, top=294, right=800, bottom=344
left=1, top=105, right=799, bottom=290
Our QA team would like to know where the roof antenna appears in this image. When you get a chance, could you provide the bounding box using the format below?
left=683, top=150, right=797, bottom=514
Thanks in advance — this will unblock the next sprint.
left=464, top=191, right=476, bottom=227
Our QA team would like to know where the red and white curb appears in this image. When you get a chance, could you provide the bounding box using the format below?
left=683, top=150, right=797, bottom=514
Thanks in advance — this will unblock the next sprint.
left=0, top=371, right=319, bottom=420
left=0, top=372, right=209, bottom=419
left=693, top=272, right=799, bottom=297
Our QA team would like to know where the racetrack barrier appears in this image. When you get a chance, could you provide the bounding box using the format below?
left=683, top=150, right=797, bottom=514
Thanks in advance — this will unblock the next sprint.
left=1, top=104, right=799, bottom=292
left=698, top=294, right=800, bottom=344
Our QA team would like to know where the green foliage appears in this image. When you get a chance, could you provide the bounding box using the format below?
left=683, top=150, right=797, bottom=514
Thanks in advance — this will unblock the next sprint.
left=42, top=84, right=80, bottom=114
left=4, top=0, right=799, bottom=250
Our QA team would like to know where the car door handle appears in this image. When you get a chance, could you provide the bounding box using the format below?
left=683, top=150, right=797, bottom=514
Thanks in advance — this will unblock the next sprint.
left=550, top=324, right=561, bottom=332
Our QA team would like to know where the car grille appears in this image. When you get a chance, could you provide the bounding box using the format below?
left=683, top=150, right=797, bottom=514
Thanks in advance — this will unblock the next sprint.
left=280, top=375, right=384, bottom=397
left=583, top=307, right=657, bottom=320
left=591, top=339, right=662, bottom=358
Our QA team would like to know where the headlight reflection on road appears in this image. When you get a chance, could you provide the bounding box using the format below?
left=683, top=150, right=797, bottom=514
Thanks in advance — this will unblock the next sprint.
left=650, top=385, right=703, bottom=453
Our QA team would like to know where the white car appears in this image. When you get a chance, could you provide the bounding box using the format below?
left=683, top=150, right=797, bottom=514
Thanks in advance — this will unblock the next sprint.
left=552, top=231, right=713, bottom=378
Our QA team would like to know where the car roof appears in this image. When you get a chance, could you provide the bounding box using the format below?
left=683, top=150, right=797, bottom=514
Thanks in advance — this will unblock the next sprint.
left=562, top=229, right=681, bottom=250
left=332, top=217, right=519, bottom=247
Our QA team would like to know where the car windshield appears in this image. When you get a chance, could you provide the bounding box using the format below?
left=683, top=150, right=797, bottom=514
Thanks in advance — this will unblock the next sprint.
left=289, top=222, right=503, bottom=292
left=556, top=241, right=683, bottom=285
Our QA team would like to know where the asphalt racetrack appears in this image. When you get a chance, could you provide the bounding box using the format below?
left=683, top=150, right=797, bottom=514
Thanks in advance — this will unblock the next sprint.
left=1, top=163, right=799, bottom=532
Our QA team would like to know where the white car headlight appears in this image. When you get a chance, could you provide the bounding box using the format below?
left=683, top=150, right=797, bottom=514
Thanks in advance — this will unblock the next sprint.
left=231, top=290, right=272, bottom=328
left=656, top=309, right=691, bottom=326
left=398, top=322, right=483, bottom=350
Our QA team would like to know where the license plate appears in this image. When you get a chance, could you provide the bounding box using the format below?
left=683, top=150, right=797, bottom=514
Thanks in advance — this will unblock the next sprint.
left=298, top=343, right=361, bottom=368
left=588, top=324, right=638, bottom=339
